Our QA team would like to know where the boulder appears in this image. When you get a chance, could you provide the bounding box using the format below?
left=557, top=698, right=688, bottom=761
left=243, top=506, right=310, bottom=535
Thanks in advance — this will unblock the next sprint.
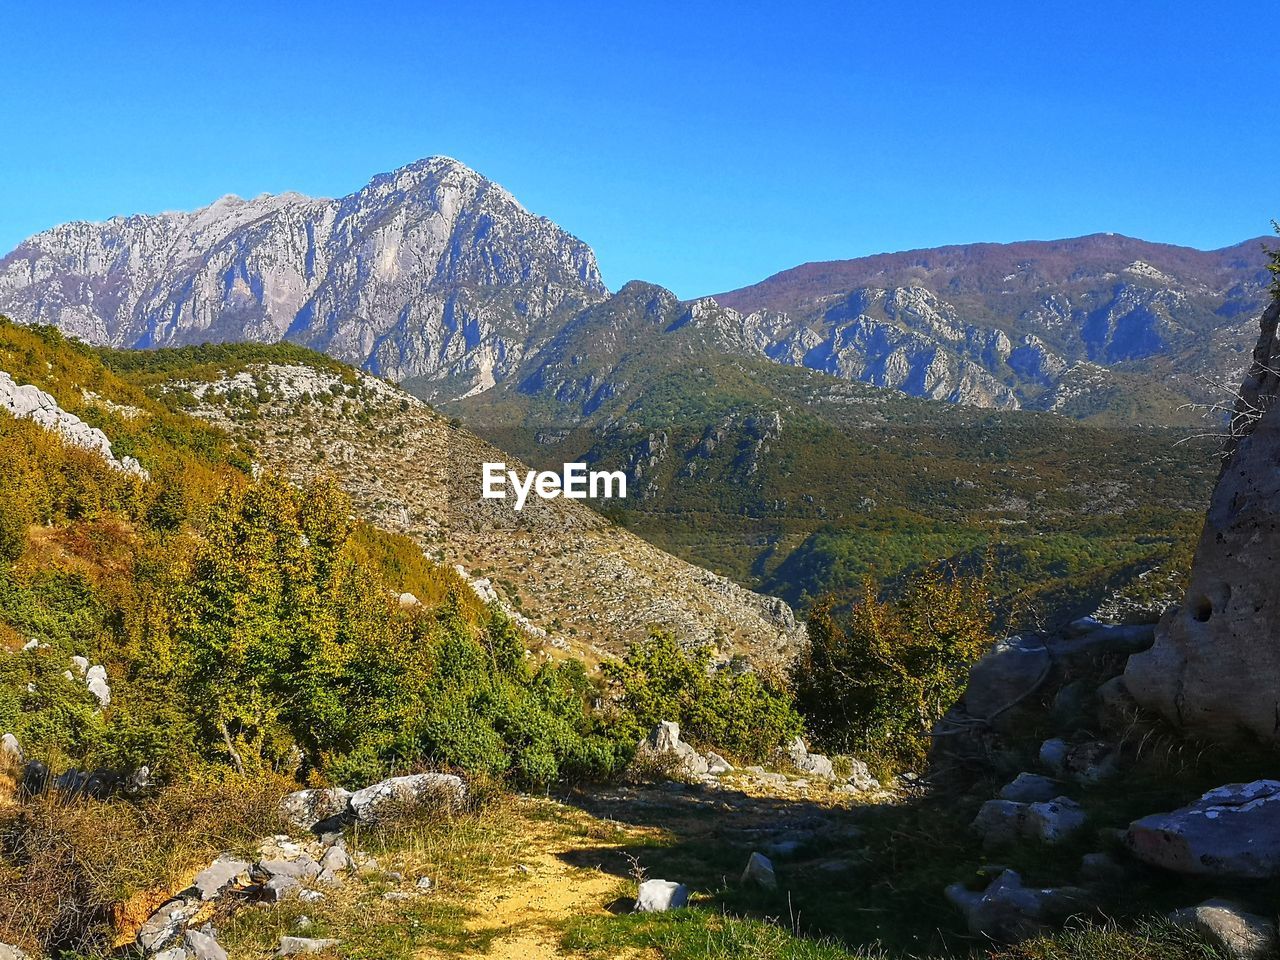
left=1038, top=738, right=1069, bottom=774
left=785, top=737, right=835, bottom=780
left=0, top=945, right=29, bottom=960
left=87, top=676, right=111, bottom=707
left=262, top=875, right=302, bottom=902
left=277, top=937, right=341, bottom=956
left=0, top=733, right=20, bottom=762
left=635, top=721, right=709, bottom=778
left=973, top=797, right=1087, bottom=848
left=1053, top=622, right=1156, bottom=660
left=961, top=636, right=1050, bottom=720
left=1127, top=780, right=1280, bottom=878
left=944, top=869, right=1093, bottom=942
left=998, top=773, right=1060, bottom=804
left=348, top=773, right=467, bottom=824
left=1125, top=300, right=1280, bottom=743
left=193, top=855, right=251, bottom=900
left=741, top=852, right=777, bottom=890
left=1171, top=899, right=1278, bottom=960
left=704, top=752, right=733, bottom=775
left=185, top=928, right=229, bottom=960
left=635, top=879, right=690, bottom=912
left=280, top=787, right=353, bottom=831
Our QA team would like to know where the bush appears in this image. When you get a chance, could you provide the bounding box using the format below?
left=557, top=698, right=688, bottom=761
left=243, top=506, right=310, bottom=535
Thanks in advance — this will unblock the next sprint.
left=0, top=773, right=288, bottom=953
left=793, top=565, right=996, bottom=773
left=604, top=632, right=802, bottom=762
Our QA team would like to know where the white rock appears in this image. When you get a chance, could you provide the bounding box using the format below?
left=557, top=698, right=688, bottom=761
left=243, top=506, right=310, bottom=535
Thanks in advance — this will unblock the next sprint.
left=635, top=879, right=690, bottom=912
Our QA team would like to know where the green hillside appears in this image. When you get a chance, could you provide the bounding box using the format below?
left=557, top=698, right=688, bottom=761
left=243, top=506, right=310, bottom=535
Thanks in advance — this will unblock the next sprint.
left=448, top=283, right=1218, bottom=624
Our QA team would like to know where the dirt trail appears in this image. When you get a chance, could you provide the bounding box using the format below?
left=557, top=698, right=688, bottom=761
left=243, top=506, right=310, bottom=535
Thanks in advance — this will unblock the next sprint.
left=412, top=777, right=870, bottom=960
left=463, top=848, right=632, bottom=960
left=423, top=810, right=658, bottom=960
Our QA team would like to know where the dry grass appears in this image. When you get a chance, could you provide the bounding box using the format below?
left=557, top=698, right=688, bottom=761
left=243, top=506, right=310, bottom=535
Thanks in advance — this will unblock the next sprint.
left=0, top=772, right=288, bottom=953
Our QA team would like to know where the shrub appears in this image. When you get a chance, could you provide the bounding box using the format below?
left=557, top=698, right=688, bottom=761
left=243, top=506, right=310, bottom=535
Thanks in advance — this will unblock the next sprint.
left=603, top=632, right=802, bottom=762
left=0, top=773, right=287, bottom=953
left=793, top=565, right=997, bottom=773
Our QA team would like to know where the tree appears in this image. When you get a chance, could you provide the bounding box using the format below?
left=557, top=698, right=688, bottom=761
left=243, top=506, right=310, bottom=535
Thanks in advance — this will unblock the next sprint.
left=793, top=566, right=996, bottom=772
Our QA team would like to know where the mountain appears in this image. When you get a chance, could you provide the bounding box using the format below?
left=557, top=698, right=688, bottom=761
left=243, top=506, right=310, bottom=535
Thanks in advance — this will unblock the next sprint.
left=0, top=157, right=606, bottom=400
left=2, top=158, right=1270, bottom=423
left=714, top=234, right=1274, bottom=421
left=97, top=336, right=803, bottom=660
left=448, top=281, right=1219, bottom=623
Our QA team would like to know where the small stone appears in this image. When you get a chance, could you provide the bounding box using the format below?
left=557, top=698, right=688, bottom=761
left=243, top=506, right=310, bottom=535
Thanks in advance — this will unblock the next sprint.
left=185, top=928, right=229, bottom=960
left=1039, top=738, right=1069, bottom=774
left=262, top=875, right=301, bottom=902
left=415, top=876, right=433, bottom=890
left=635, top=879, right=690, bottom=912
left=1172, top=899, right=1277, bottom=960
left=277, top=937, right=341, bottom=957
left=194, top=855, right=251, bottom=900
left=704, top=752, right=733, bottom=775
left=318, top=845, right=352, bottom=873
left=741, top=852, right=777, bottom=890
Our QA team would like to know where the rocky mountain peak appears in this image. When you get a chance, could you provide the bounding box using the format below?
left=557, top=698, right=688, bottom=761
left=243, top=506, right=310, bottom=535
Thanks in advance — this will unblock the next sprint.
left=0, top=158, right=607, bottom=400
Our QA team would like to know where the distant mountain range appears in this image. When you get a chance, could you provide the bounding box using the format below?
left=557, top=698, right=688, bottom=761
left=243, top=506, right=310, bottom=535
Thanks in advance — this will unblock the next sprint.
left=1, top=156, right=1272, bottom=423
left=2, top=156, right=1262, bottom=620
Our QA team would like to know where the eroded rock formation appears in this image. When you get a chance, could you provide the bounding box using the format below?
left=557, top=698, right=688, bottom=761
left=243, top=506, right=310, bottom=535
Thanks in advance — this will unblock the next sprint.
left=1125, top=298, right=1280, bottom=740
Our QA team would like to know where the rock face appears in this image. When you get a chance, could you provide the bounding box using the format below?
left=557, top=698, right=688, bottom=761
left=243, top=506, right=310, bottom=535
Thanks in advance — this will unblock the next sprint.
left=0, top=157, right=605, bottom=401
left=1127, top=780, right=1280, bottom=879
left=1126, top=299, right=1280, bottom=741
left=716, top=234, right=1272, bottom=415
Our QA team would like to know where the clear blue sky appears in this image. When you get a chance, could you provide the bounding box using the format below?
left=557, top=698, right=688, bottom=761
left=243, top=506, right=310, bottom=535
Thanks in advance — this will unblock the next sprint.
left=2, top=1, right=1276, bottom=299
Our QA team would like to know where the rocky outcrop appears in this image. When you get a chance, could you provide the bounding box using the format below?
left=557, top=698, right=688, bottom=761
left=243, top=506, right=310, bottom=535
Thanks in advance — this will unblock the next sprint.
left=0, top=371, right=146, bottom=477
left=635, top=721, right=710, bottom=778
left=279, top=773, right=465, bottom=832
left=1125, top=299, right=1280, bottom=741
